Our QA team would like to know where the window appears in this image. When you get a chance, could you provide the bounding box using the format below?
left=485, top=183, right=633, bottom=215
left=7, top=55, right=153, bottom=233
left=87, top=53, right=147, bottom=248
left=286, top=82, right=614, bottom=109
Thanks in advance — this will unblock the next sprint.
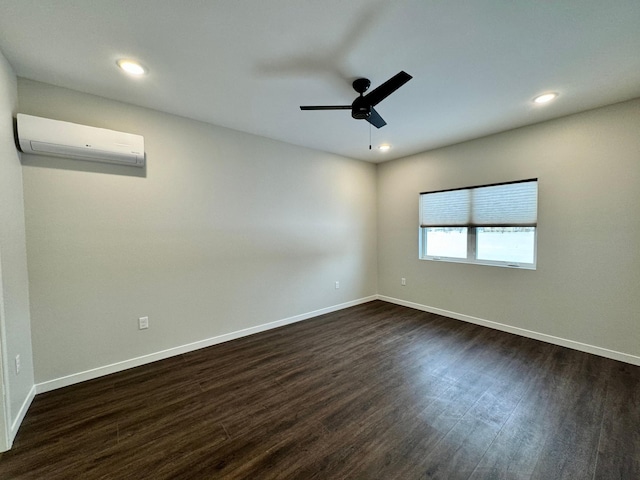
left=419, top=179, right=538, bottom=268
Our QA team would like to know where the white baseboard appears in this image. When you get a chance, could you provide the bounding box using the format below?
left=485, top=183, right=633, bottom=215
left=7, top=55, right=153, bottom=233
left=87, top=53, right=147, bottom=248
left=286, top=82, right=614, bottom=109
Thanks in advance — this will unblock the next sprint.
left=10, top=384, right=35, bottom=444
left=36, top=295, right=378, bottom=394
left=32, top=292, right=640, bottom=398
left=377, top=295, right=640, bottom=366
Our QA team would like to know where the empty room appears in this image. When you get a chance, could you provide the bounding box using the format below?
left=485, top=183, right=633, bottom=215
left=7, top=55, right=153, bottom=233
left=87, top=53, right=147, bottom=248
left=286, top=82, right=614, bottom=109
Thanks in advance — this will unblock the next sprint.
left=0, top=1, right=639, bottom=479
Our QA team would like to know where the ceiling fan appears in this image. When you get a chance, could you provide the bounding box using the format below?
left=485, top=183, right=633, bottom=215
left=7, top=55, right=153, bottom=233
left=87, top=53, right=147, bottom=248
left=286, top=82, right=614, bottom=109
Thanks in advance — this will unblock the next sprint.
left=300, top=71, right=412, bottom=128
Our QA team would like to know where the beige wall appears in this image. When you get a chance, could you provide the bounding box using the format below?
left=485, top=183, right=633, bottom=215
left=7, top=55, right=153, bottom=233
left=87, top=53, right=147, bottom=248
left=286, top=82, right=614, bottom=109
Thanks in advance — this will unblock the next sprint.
left=18, top=79, right=377, bottom=385
left=0, top=51, right=34, bottom=443
left=377, top=98, right=640, bottom=359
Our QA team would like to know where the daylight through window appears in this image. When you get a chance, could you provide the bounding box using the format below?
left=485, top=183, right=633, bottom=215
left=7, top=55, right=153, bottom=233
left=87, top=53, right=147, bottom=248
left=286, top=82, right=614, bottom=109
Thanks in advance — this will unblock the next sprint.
left=419, top=179, right=538, bottom=268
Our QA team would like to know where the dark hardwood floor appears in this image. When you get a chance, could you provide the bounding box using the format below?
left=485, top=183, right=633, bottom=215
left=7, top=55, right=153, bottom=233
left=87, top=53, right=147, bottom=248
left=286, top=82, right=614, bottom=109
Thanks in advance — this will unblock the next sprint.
left=1, top=300, right=638, bottom=479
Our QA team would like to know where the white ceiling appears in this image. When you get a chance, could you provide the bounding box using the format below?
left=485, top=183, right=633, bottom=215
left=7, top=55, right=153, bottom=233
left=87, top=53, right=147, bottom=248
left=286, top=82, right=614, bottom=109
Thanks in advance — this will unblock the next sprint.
left=1, top=0, right=639, bottom=162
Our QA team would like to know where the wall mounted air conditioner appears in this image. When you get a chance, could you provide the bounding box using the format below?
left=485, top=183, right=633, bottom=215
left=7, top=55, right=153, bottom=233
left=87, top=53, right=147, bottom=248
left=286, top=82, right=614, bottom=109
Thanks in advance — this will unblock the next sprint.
left=16, top=114, right=145, bottom=167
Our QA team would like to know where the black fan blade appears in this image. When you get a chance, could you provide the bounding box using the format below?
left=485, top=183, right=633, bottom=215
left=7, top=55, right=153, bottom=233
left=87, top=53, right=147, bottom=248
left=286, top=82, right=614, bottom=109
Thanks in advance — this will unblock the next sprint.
left=366, top=107, right=387, bottom=129
left=363, top=71, right=412, bottom=107
left=300, top=105, right=351, bottom=110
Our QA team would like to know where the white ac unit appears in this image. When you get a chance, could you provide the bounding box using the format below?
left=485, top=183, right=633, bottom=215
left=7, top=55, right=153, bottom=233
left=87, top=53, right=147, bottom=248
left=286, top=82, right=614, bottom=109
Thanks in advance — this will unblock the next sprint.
left=16, top=114, right=145, bottom=167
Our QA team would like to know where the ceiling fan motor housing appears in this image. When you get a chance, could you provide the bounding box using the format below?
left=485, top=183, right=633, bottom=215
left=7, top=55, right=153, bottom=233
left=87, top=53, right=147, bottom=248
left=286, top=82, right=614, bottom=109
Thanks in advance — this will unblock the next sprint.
left=351, top=78, right=372, bottom=119
left=351, top=97, right=371, bottom=119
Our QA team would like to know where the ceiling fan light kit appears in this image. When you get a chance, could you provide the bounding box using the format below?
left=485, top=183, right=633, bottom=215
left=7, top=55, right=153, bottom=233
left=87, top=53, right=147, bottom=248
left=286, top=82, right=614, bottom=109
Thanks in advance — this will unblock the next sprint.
left=300, top=71, right=412, bottom=129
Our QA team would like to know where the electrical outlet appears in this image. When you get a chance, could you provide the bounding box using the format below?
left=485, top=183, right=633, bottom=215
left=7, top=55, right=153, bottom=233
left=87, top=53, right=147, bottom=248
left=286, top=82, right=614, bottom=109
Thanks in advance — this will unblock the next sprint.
left=15, top=355, right=20, bottom=375
left=138, top=316, right=149, bottom=330
left=401, top=278, right=406, bottom=286
left=335, top=281, right=340, bottom=289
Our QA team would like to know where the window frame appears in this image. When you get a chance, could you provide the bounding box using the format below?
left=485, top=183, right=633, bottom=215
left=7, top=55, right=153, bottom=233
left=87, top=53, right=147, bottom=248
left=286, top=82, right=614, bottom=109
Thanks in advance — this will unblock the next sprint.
left=419, top=226, right=537, bottom=269
left=418, top=179, right=538, bottom=270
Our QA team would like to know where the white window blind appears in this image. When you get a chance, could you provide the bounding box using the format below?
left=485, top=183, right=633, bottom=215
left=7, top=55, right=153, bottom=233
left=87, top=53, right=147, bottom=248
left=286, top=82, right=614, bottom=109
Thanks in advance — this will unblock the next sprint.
left=420, top=189, right=471, bottom=226
left=420, top=179, right=538, bottom=227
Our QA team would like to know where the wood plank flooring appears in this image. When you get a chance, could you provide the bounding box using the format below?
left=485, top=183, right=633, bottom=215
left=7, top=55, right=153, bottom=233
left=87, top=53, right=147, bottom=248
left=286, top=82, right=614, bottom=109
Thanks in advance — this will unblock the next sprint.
left=1, top=300, right=638, bottom=479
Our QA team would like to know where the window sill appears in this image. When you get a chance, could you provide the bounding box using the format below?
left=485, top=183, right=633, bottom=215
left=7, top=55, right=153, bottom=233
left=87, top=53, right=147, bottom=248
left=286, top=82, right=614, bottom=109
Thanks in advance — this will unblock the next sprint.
left=419, top=256, right=536, bottom=270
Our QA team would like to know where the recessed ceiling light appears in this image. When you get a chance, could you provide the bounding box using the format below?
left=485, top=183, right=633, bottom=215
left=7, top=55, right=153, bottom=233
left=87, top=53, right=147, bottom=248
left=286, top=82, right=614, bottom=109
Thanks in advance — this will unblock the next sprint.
left=378, top=144, right=391, bottom=152
left=117, top=59, right=146, bottom=76
left=533, top=92, right=558, bottom=104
